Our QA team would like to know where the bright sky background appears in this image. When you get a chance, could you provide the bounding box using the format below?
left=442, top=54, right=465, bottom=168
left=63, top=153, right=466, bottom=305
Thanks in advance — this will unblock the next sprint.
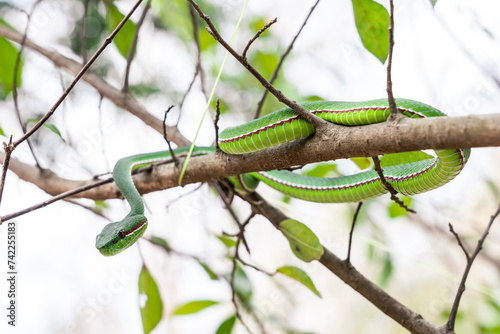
left=0, top=0, right=500, bottom=333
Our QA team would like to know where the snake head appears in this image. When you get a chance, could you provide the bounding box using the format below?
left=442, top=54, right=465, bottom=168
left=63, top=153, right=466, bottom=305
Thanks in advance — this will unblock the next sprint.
left=95, top=215, right=148, bottom=256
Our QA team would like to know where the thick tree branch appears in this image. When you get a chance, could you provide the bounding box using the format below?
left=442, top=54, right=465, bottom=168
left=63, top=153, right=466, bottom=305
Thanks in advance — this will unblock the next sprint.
left=242, top=191, right=443, bottom=334
left=1, top=113, right=499, bottom=206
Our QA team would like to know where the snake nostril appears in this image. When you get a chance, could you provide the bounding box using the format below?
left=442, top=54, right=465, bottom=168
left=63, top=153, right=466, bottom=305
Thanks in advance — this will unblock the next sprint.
left=119, top=230, right=127, bottom=239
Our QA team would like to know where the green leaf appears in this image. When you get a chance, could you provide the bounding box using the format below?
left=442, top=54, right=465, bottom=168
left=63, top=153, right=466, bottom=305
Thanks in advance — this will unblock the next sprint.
left=197, top=260, right=218, bottom=280
left=129, top=83, right=161, bottom=97
left=104, top=2, right=137, bottom=58
left=351, top=157, right=371, bottom=170
left=0, top=36, right=23, bottom=99
left=149, top=236, right=170, bottom=251
left=380, top=151, right=434, bottom=168
left=429, top=0, right=438, bottom=6
left=215, top=315, right=237, bottom=334
left=276, top=266, right=321, bottom=297
left=139, top=265, right=163, bottom=334
left=303, top=163, right=338, bottom=178
left=217, top=235, right=237, bottom=248
left=70, top=1, right=106, bottom=55
left=172, top=300, right=218, bottom=315
left=351, top=0, right=390, bottom=63
left=378, top=253, right=394, bottom=288
left=199, top=26, right=218, bottom=52
left=0, top=125, right=5, bottom=137
left=278, top=219, right=324, bottom=262
left=93, top=200, right=109, bottom=212
left=26, top=118, right=65, bottom=142
left=233, top=264, right=252, bottom=306
left=388, top=196, right=413, bottom=218
left=250, top=51, right=279, bottom=79
left=486, top=180, right=500, bottom=202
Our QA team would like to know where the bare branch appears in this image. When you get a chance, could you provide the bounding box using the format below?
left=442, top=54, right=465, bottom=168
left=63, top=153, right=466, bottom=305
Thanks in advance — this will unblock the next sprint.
left=0, top=18, right=190, bottom=146
left=448, top=223, right=471, bottom=262
left=445, top=205, right=500, bottom=332
left=372, top=155, right=416, bottom=213
left=12, top=0, right=43, bottom=169
left=242, top=17, right=277, bottom=59
left=187, top=0, right=327, bottom=129
left=254, top=0, right=321, bottom=118
left=163, top=106, right=179, bottom=166
left=123, top=0, right=152, bottom=92
left=80, top=0, right=90, bottom=64
left=346, top=202, right=363, bottom=263
left=214, top=99, right=221, bottom=150
left=0, top=136, right=14, bottom=206
left=386, top=0, right=398, bottom=118
left=0, top=177, right=113, bottom=223
left=13, top=0, right=144, bottom=149
left=242, top=191, right=442, bottom=334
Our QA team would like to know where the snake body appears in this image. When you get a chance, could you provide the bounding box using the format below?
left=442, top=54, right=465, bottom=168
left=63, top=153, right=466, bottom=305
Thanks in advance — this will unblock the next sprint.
left=96, top=99, right=470, bottom=256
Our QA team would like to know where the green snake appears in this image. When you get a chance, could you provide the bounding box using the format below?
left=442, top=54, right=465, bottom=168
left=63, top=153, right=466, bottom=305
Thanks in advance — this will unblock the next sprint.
left=96, top=99, right=470, bottom=256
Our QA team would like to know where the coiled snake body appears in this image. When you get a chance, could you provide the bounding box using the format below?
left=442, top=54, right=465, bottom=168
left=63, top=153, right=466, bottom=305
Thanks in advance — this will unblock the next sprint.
left=96, top=99, right=470, bottom=256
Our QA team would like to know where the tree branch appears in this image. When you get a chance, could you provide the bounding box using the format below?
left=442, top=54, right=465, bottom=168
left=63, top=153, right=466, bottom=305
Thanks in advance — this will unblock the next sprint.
left=445, top=205, right=500, bottom=332
left=0, top=25, right=190, bottom=147
left=187, top=0, right=327, bottom=129
left=242, top=191, right=443, bottom=334
left=1, top=112, right=498, bottom=220
left=254, top=0, right=321, bottom=118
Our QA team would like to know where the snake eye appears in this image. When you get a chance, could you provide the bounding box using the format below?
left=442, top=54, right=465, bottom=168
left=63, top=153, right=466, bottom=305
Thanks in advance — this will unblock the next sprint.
left=119, top=230, right=127, bottom=239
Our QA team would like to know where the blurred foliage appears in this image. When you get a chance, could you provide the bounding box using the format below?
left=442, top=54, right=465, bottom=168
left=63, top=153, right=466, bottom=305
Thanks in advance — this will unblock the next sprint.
left=215, top=315, right=237, bottom=334
left=351, top=0, right=389, bottom=63
left=279, top=219, right=324, bottom=262
left=0, top=34, right=23, bottom=100
left=172, top=300, right=219, bottom=315
left=276, top=265, right=322, bottom=297
left=139, top=265, right=163, bottom=334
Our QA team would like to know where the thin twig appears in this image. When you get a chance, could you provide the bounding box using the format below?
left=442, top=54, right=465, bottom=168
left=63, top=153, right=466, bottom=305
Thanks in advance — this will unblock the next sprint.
left=64, top=199, right=112, bottom=222
left=163, top=105, right=178, bottom=165
left=448, top=224, right=470, bottom=262
left=0, top=0, right=143, bottom=211
left=123, top=0, right=152, bottom=92
left=164, top=183, right=203, bottom=211
left=12, top=0, right=43, bottom=168
left=0, top=136, right=14, bottom=206
left=241, top=191, right=439, bottom=334
left=346, top=202, right=363, bottom=263
left=12, top=0, right=144, bottom=149
left=177, top=4, right=207, bottom=119
left=386, top=0, right=398, bottom=118
left=229, top=213, right=257, bottom=334
left=211, top=181, right=251, bottom=253
left=242, top=17, right=277, bottom=59
left=0, top=177, right=113, bottom=223
left=214, top=99, right=221, bottom=150
left=187, top=0, right=326, bottom=128
left=254, top=0, right=321, bottom=119
left=446, top=205, right=500, bottom=332
left=372, top=155, right=415, bottom=213
left=81, top=0, right=90, bottom=64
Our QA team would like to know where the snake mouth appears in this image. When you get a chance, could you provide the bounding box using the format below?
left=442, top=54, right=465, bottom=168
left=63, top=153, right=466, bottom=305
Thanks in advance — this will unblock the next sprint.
left=122, top=219, right=147, bottom=237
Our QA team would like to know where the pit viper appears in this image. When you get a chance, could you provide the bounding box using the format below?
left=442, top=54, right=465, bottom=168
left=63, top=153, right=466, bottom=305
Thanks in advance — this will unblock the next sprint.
left=96, top=99, right=470, bottom=256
